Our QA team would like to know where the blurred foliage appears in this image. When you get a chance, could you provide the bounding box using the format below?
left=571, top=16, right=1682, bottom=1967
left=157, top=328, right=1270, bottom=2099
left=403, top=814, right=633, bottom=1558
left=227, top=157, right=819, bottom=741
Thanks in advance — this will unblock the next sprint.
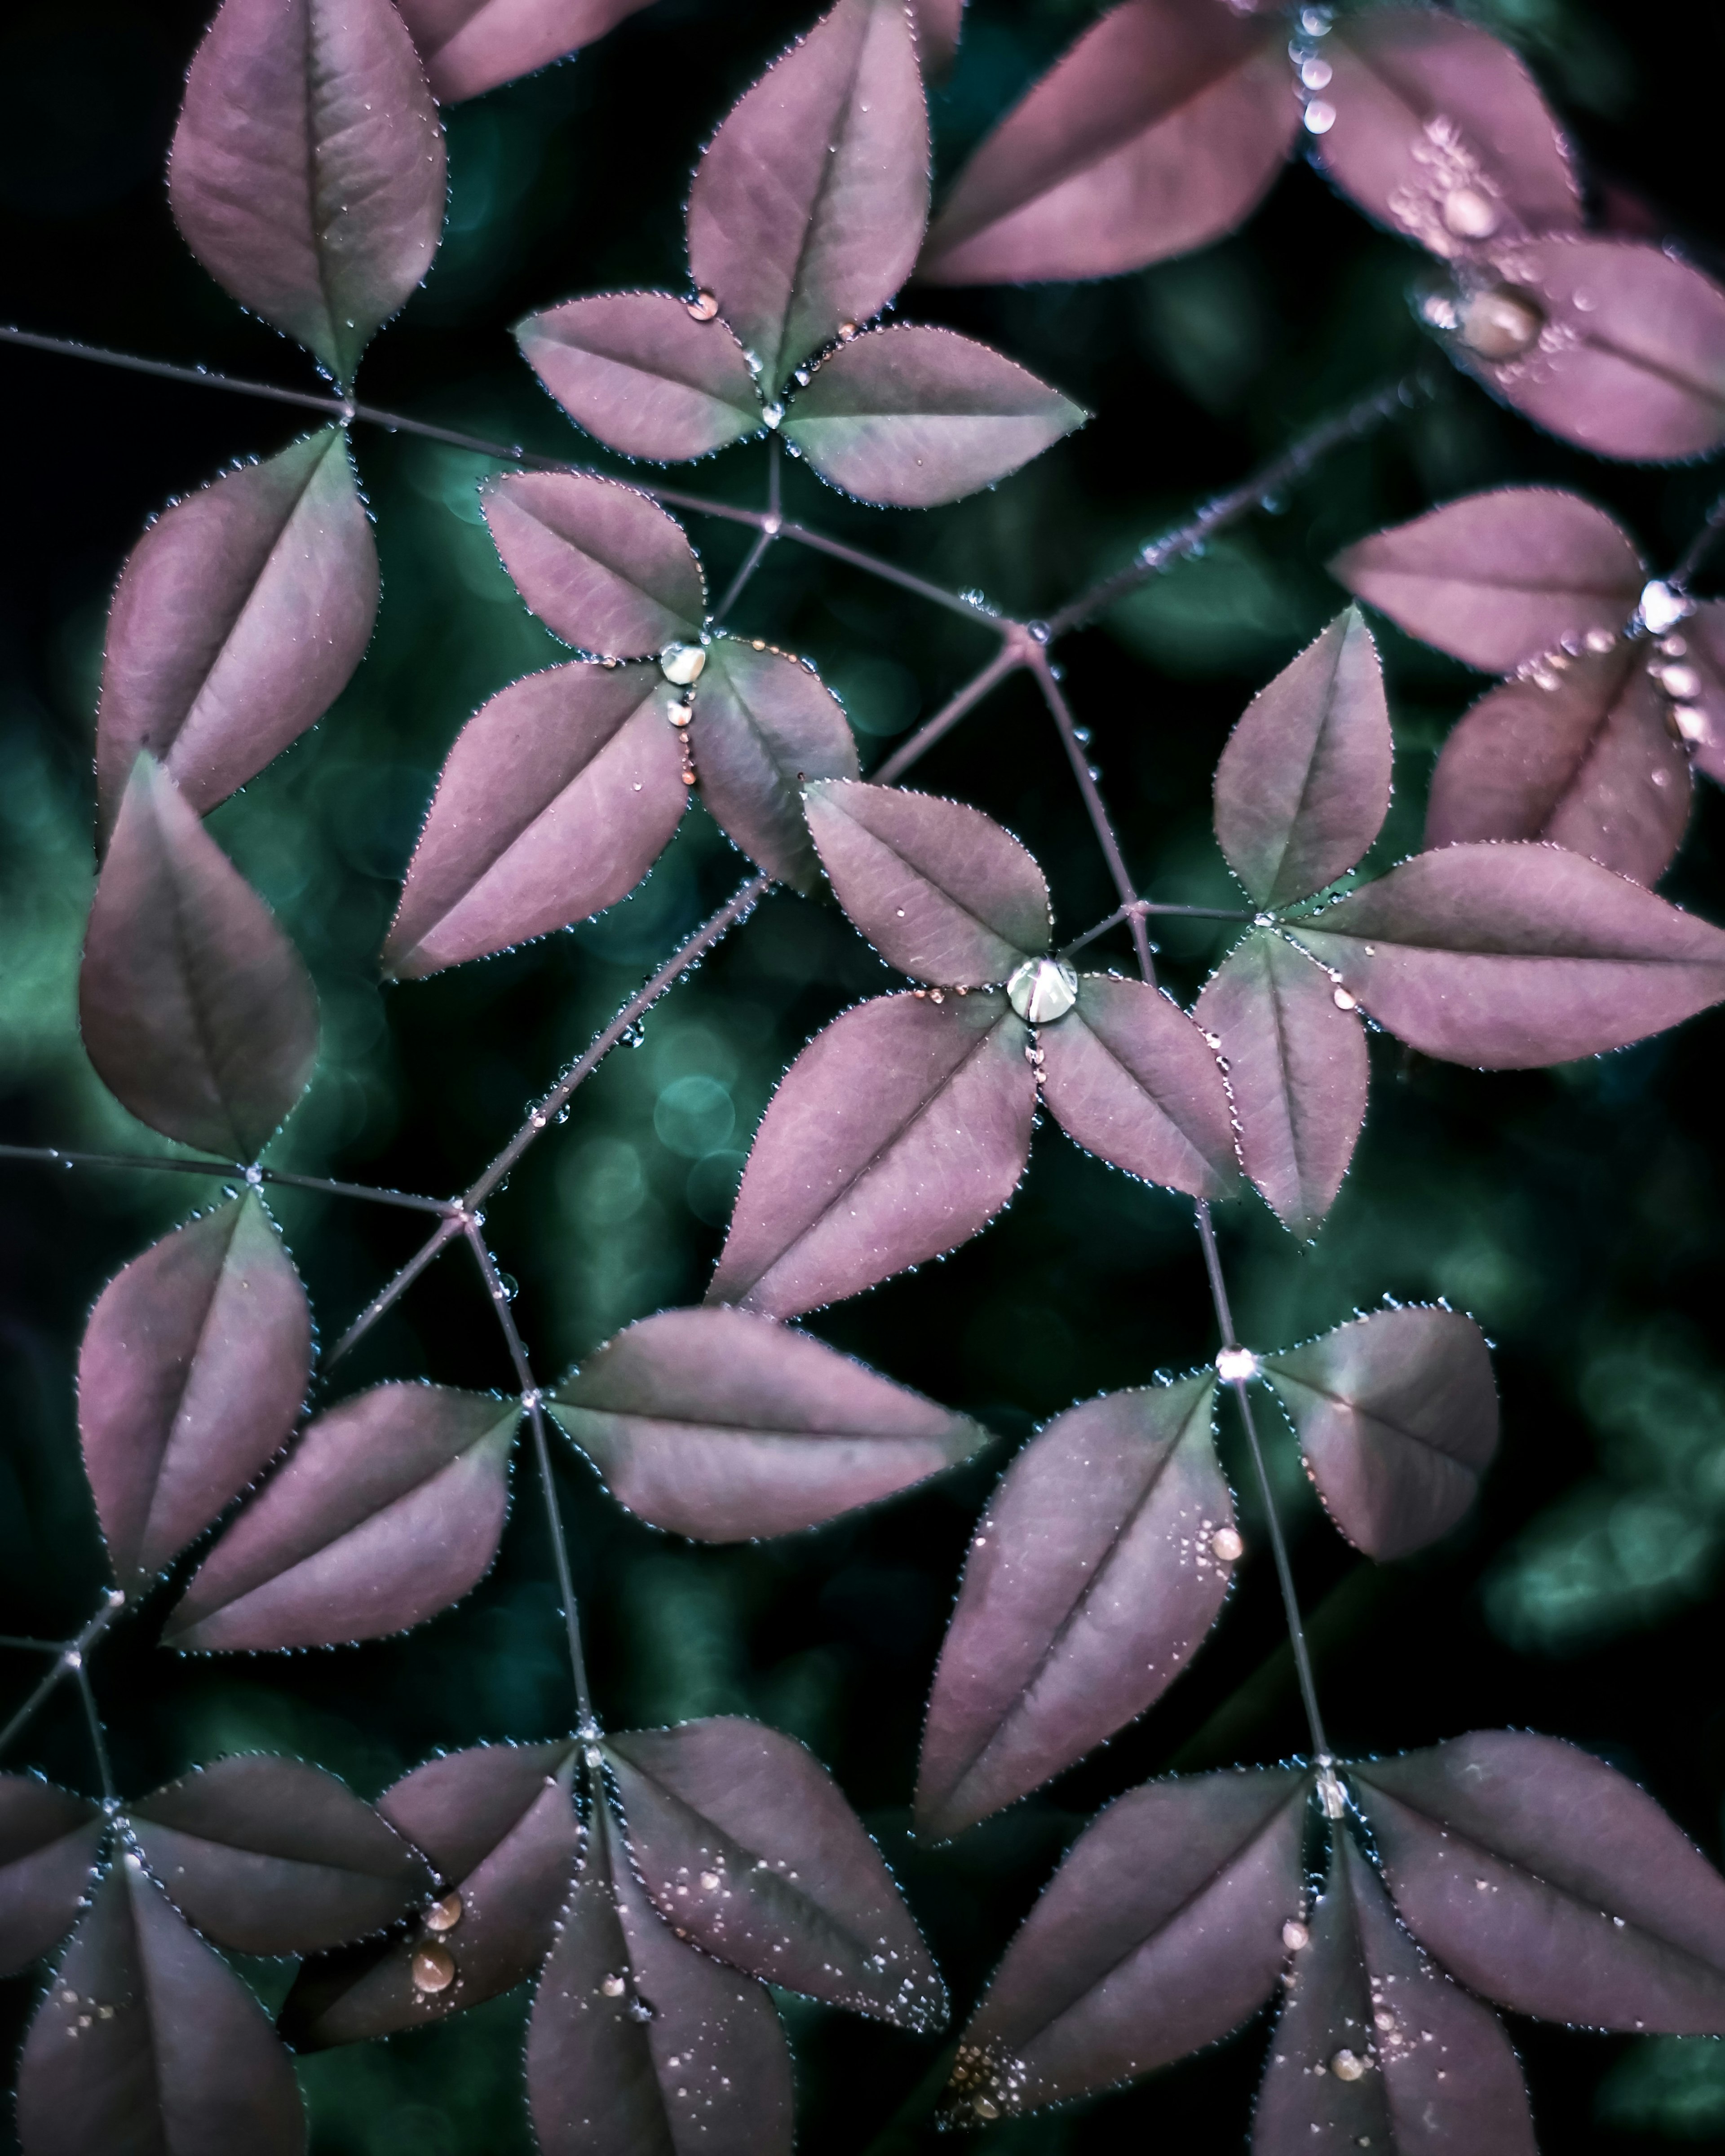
left=5, top=0, right=1725, bottom=2148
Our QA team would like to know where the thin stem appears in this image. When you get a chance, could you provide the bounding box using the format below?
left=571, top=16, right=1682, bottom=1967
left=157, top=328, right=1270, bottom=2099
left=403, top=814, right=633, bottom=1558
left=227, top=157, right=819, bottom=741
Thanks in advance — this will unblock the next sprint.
left=713, top=524, right=778, bottom=623
left=0, top=1590, right=126, bottom=1766
left=1060, top=898, right=1258, bottom=960
left=325, top=1213, right=466, bottom=1369
left=1670, top=486, right=1725, bottom=592
left=0, top=1637, right=62, bottom=1654
left=74, top=1666, right=115, bottom=1803
left=1029, top=650, right=1155, bottom=984
left=873, top=644, right=1026, bottom=783
left=0, top=1142, right=449, bottom=1214
left=777, top=521, right=1006, bottom=625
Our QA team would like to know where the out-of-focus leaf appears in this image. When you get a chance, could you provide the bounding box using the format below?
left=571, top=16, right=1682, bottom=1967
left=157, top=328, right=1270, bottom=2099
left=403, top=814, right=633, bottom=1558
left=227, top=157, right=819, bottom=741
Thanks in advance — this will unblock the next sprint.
left=686, top=0, right=928, bottom=394
left=1213, top=608, right=1391, bottom=907
left=693, top=640, right=858, bottom=891
left=1318, top=9, right=1580, bottom=255
left=78, top=1195, right=311, bottom=1584
left=285, top=1741, right=580, bottom=2045
left=527, top=1799, right=793, bottom=2156
left=79, top=757, right=319, bottom=1158
left=1288, top=843, right=1725, bottom=1068
left=804, top=779, right=1050, bottom=984
left=0, top=1779, right=102, bottom=1978
left=1263, top=1307, right=1499, bottom=1560
left=96, top=431, right=377, bottom=842
left=128, top=1756, right=432, bottom=1957
left=483, top=473, right=706, bottom=657
left=164, top=1383, right=520, bottom=1652
left=1353, top=1732, right=1725, bottom=2031
left=394, top=0, right=653, bottom=103
left=916, top=1378, right=1232, bottom=1840
left=1330, top=489, right=1645, bottom=676
left=605, top=1717, right=945, bottom=2028
left=516, top=293, right=761, bottom=461
left=169, top=0, right=445, bottom=383
left=783, top=326, right=1084, bottom=506
left=1193, top=931, right=1367, bottom=1241
left=1252, top=1833, right=1537, bottom=2156
left=16, top=1858, right=305, bottom=2156
left=1425, top=649, right=1690, bottom=887
left=943, top=1767, right=1310, bottom=2120
left=548, top=1306, right=988, bottom=1540
left=384, top=662, right=687, bottom=978
left=911, top=0, right=962, bottom=77
left=1038, top=974, right=1239, bottom=1200
left=708, top=990, right=1035, bottom=1317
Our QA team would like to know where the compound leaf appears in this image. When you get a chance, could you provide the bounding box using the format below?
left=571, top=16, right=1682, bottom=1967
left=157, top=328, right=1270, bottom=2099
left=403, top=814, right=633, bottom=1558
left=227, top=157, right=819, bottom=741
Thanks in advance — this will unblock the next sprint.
left=0, top=1778, right=102, bottom=1978
left=483, top=473, right=706, bottom=658
left=693, top=639, right=858, bottom=891
left=516, top=292, right=761, bottom=462
left=395, top=0, right=654, bottom=103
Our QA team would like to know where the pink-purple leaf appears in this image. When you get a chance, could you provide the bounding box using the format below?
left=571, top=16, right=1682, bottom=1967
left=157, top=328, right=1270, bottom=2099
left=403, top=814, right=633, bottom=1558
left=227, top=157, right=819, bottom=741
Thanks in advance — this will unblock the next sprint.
left=78, top=1195, right=311, bottom=1585
left=1288, top=842, right=1725, bottom=1069
left=1425, top=648, right=1690, bottom=888
left=16, top=1860, right=305, bottom=2156
left=604, top=1717, right=945, bottom=2028
left=1262, top=1307, right=1499, bottom=1561
left=527, top=1799, right=793, bottom=2156
left=911, top=0, right=962, bottom=77
left=916, top=1377, right=1233, bottom=1841
left=80, top=757, right=319, bottom=1159
left=169, top=0, right=445, bottom=384
left=708, top=990, right=1035, bottom=1318
left=944, top=1767, right=1310, bottom=2120
left=1213, top=608, right=1391, bottom=908
left=96, top=431, right=377, bottom=843
left=548, top=1306, right=988, bottom=1540
left=483, top=473, right=706, bottom=657
left=1330, top=489, right=1645, bottom=676
left=515, top=293, right=761, bottom=462
left=686, top=0, right=929, bottom=395
left=163, top=1383, right=520, bottom=1652
left=1037, top=974, right=1239, bottom=1201
left=1317, top=10, right=1580, bottom=256
left=0, top=1778, right=102, bottom=1978
left=1353, top=1732, right=1725, bottom=2032
left=917, top=0, right=1297, bottom=286
left=782, top=326, right=1084, bottom=508
left=692, top=639, right=858, bottom=891
left=1252, top=1833, right=1537, bottom=2156
left=383, top=661, right=687, bottom=978
left=1665, top=600, right=1725, bottom=786
left=394, top=0, right=653, bottom=103
left=1192, top=931, right=1367, bottom=1241
left=803, top=779, right=1051, bottom=984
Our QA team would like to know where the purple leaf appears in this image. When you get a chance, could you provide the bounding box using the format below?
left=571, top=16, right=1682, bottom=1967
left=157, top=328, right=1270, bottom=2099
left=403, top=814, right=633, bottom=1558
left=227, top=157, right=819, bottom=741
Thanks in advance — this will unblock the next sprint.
left=394, top=0, right=653, bottom=103
left=1353, top=1732, right=1725, bottom=2032
left=163, top=1383, right=520, bottom=1652
left=1288, top=842, right=1725, bottom=1069
left=80, top=757, right=319, bottom=1159
left=1330, top=488, right=1645, bottom=676
left=1252, top=1833, right=1537, bottom=2156
left=1213, top=608, right=1391, bottom=907
left=1192, top=931, right=1367, bottom=1241
left=527, top=1798, right=793, bottom=2156
left=286, top=1741, right=580, bottom=2044
left=16, top=1858, right=305, bottom=2156
left=803, top=779, right=1051, bottom=984
left=1317, top=10, right=1580, bottom=256
left=911, top=0, right=962, bottom=78
left=78, top=1196, right=311, bottom=1585
left=1262, top=1307, right=1499, bottom=1561
left=483, top=473, right=706, bottom=658
left=708, top=990, right=1035, bottom=1317
left=1037, top=974, right=1239, bottom=1201
left=515, top=292, right=761, bottom=462
left=918, top=0, right=1297, bottom=286
left=1425, top=647, right=1691, bottom=888
left=383, top=662, right=687, bottom=979
left=1661, top=600, right=1725, bottom=786
left=128, top=1756, right=433, bottom=1957
left=169, top=0, right=445, bottom=384
left=944, top=1767, right=1310, bottom=2121
left=916, top=1378, right=1233, bottom=1841
left=605, top=1717, right=946, bottom=2028
left=96, top=431, right=378, bottom=844
left=0, top=1778, right=102, bottom=1978
left=686, top=0, right=928, bottom=395
left=548, top=1306, right=988, bottom=1540
left=692, top=639, right=859, bottom=892
left=782, top=325, right=1085, bottom=507
left=1434, top=239, right=1725, bottom=463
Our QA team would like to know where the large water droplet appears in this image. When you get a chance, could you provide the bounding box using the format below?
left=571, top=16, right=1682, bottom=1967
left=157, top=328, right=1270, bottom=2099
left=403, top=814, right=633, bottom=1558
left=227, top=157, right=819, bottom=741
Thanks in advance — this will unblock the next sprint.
left=1442, top=186, right=1499, bottom=239
left=1640, top=580, right=1692, bottom=636
left=661, top=644, right=707, bottom=687
left=1007, top=957, right=1079, bottom=1025
left=1457, top=285, right=1544, bottom=361
left=1283, top=1919, right=1310, bottom=1952
left=412, top=1943, right=456, bottom=1993
left=1657, top=663, right=1702, bottom=701
left=1216, top=1346, right=1258, bottom=1384
left=686, top=291, right=720, bottom=322
left=1330, top=2048, right=1367, bottom=2081
left=1302, top=98, right=1336, bottom=134
left=423, top=1891, right=463, bottom=1935
left=1211, top=1527, right=1244, bottom=1563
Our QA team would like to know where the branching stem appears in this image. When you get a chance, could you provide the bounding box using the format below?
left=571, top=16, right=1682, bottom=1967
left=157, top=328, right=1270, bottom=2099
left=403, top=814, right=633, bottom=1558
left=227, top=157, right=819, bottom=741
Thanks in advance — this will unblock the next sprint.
left=0, top=1590, right=127, bottom=1768
left=1029, top=650, right=1156, bottom=984
left=1059, top=897, right=1259, bottom=960
left=0, top=1142, right=450, bottom=1214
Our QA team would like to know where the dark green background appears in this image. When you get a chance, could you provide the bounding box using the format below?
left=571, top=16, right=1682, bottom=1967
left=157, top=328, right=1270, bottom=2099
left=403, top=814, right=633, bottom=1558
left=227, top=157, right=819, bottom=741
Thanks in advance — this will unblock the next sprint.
left=5, top=0, right=1725, bottom=2146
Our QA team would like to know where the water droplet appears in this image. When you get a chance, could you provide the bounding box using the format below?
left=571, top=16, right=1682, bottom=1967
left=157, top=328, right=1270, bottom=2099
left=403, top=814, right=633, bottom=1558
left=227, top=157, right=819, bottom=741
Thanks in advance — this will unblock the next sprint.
left=1640, top=580, right=1691, bottom=636
left=1216, top=1346, right=1258, bottom=1384
left=761, top=402, right=784, bottom=429
left=424, top=1891, right=463, bottom=1934
left=1456, top=284, right=1544, bottom=361
left=686, top=291, right=720, bottom=322
left=601, top=1974, right=627, bottom=1997
left=1657, top=663, right=1701, bottom=700
left=627, top=1993, right=656, bottom=2023
left=973, top=2096, right=1000, bottom=2121
left=1583, top=627, right=1618, bottom=654
left=412, top=1943, right=456, bottom=1993
left=1283, top=1920, right=1310, bottom=1951
left=1332, top=985, right=1358, bottom=1011
left=1300, top=4, right=1331, bottom=31
left=1007, top=957, right=1079, bottom=1025
left=496, top=1272, right=519, bottom=1302
left=699, top=1871, right=721, bottom=1891
left=1442, top=186, right=1499, bottom=239
left=661, top=643, right=706, bottom=687
left=1300, top=56, right=1331, bottom=88
left=837, top=321, right=858, bottom=340
left=1303, top=98, right=1336, bottom=134
left=1331, top=2049, right=1366, bottom=2081
left=1211, top=1527, right=1244, bottom=1562
left=1673, top=705, right=1709, bottom=743
left=244, top=1164, right=264, bottom=1186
